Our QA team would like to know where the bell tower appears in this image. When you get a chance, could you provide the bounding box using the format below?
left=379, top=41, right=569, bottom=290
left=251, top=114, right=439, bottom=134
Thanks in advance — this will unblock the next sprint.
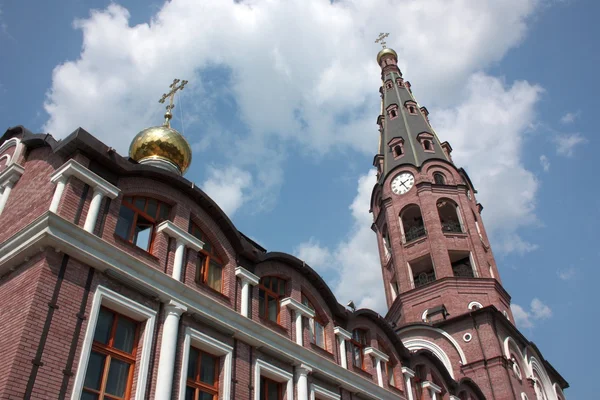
left=370, top=42, right=513, bottom=325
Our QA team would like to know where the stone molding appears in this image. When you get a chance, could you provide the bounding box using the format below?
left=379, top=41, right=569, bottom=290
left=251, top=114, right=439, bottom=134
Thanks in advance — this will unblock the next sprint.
left=50, top=159, right=119, bottom=198
left=235, top=266, right=260, bottom=285
left=281, top=297, right=315, bottom=318
left=156, top=220, right=204, bottom=251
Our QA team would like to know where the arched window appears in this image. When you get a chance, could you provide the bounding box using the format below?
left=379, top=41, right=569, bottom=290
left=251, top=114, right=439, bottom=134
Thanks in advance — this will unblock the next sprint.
left=190, top=223, right=224, bottom=292
left=437, top=199, right=463, bottom=233
left=258, top=277, right=286, bottom=323
left=393, top=145, right=403, bottom=158
left=350, top=329, right=367, bottom=369
left=433, top=172, right=446, bottom=185
left=115, top=196, right=171, bottom=251
left=423, top=140, right=432, bottom=150
left=400, top=205, right=426, bottom=243
left=301, top=294, right=326, bottom=349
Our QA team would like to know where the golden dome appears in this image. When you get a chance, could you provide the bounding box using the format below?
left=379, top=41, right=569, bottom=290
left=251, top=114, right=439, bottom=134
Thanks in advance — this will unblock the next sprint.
left=377, top=47, right=398, bottom=64
left=129, top=124, right=192, bottom=175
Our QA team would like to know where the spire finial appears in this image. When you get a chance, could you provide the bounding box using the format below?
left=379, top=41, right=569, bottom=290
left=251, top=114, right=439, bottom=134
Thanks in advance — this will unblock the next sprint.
left=375, top=32, right=390, bottom=49
left=159, top=78, right=188, bottom=127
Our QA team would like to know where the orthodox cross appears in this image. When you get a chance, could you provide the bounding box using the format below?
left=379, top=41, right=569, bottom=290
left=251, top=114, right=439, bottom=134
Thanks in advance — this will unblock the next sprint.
left=375, top=32, right=389, bottom=49
left=159, top=78, right=188, bottom=126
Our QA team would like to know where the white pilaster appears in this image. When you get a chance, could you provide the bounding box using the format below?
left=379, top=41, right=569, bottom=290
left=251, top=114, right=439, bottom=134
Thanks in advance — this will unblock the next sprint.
left=0, top=163, right=24, bottom=215
left=156, top=221, right=203, bottom=281
left=155, top=301, right=187, bottom=399
left=49, top=176, right=67, bottom=213
left=235, top=266, right=259, bottom=317
left=402, top=367, right=415, bottom=400
left=296, top=364, right=312, bottom=400
left=364, top=347, right=389, bottom=387
left=281, top=298, right=314, bottom=346
left=83, top=188, right=106, bottom=233
left=0, top=182, right=13, bottom=215
left=422, top=381, right=442, bottom=400
left=334, top=327, right=352, bottom=369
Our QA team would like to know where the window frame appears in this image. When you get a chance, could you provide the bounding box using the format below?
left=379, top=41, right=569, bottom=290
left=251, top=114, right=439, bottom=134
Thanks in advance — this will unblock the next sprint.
left=253, top=359, right=293, bottom=400
left=258, top=277, right=287, bottom=324
left=301, top=294, right=327, bottom=350
left=116, top=196, right=171, bottom=252
left=82, top=307, right=140, bottom=400
left=350, top=329, right=368, bottom=369
left=260, top=376, right=282, bottom=400
left=190, top=222, right=224, bottom=293
left=72, top=286, right=157, bottom=400
left=185, top=347, right=220, bottom=400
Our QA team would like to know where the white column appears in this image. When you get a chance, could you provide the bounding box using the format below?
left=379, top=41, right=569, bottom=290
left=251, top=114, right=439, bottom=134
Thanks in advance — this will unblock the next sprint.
left=296, top=364, right=312, bottom=400
left=0, top=182, right=13, bottom=215
left=295, top=311, right=304, bottom=346
left=364, top=347, right=389, bottom=388
left=375, top=358, right=383, bottom=387
left=155, top=301, right=187, bottom=400
left=172, top=239, right=186, bottom=281
left=334, top=327, right=352, bottom=369
left=402, top=367, right=415, bottom=400
left=49, top=176, right=67, bottom=213
left=423, top=381, right=442, bottom=400
left=280, top=298, right=314, bottom=346
left=83, top=188, right=105, bottom=233
left=235, top=267, right=259, bottom=318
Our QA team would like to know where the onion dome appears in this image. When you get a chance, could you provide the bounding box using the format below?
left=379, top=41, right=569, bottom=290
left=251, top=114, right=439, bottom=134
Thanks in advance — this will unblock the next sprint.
left=129, top=79, right=192, bottom=175
left=377, top=47, right=398, bottom=64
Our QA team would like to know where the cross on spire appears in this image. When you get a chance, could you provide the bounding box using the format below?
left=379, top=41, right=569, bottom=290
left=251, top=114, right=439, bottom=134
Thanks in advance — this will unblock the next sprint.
left=375, top=33, right=389, bottom=49
left=159, top=78, right=188, bottom=126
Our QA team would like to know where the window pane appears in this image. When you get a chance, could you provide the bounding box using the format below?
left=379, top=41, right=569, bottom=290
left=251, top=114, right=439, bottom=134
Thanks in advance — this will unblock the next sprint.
left=277, top=280, right=285, bottom=296
left=115, top=206, right=135, bottom=240
left=199, top=391, right=214, bottom=400
left=259, top=290, right=266, bottom=318
left=134, top=217, right=153, bottom=251
left=315, top=322, right=325, bottom=348
left=159, top=203, right=171, bottom=220
left=267, top=297, right=278, bottom=322
left=146, top=199, right=158, bottom=218
left=199, top=353, right=217, bottom=385
left=353, top=345, right=362, bottom=368
left=188, top=347, right=199, bottom=380
left=83, top=351, right=106, bottom=390
left=185, top=386, right=196, bottom=400
left=267, top=380, right=279, bottom=400
left=81, top=391, right=99, bottom=400
left=93, top=308, right=114, bottom=345
left=207, top=260, right=222, bottom=292
left=134, top=197, right=146, bottom=211
left=263, top=277, right=271, bottom=290
left=105, top=358, right=131, bottom=397
left=203, top=240, right=213, bottom=255
left=113, top=317, right=137, bottom=354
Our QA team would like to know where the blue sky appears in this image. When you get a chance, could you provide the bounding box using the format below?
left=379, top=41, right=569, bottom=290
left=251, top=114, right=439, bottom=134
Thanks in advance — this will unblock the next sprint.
left=0, top=0, right=596, bottom=397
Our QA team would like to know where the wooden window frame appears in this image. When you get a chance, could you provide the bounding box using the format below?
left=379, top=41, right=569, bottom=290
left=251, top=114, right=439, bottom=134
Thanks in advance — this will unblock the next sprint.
left=301, top=294, right=327, bottom=349
left=82, top=307, right=140, bottom=400
left=350, top=329, right=367, bottom=369
left=186, top=347, right=220, bottom=400
left=258, top=277, right=286, bottom=324
left=116, top=196, right=171, bottom=252
left=190, top=223, right=224, bottom=293
left=260, top=376, right=283, bottom=400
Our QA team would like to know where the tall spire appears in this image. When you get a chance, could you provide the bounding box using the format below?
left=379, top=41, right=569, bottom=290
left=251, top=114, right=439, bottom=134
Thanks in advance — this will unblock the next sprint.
left=373, top=40, right=451, bottom=182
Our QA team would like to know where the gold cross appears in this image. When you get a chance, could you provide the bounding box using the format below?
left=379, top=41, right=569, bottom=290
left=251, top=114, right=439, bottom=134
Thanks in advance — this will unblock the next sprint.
left=375, top=32, right=389, bottom=49
left=159, top=78, right=189, bottom=113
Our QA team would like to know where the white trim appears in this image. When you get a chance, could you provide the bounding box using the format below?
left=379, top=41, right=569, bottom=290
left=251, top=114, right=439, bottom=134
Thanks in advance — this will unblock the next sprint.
left=254, top=359, right=293, bottom=400
left=156, top=220, right=204, bottom=251
left=71, top=285, right=157, bottom=400
left=178, top=327, right=233, bottom=400
left=521, top=393, right=529, bottom=400
left=421, top=309, right=429, bottom=322
left=398, top=325, right=467, bottom=367
left=401, top=367, right=415, bottom=378
left=0, top=137, right=22, bottom=164
left=468, top=301, right=483, bottom=310
left=0, top=154, right=10, bottom=167
left=553, top=383, right=565, bottom=400
left=529, top=356, right=554, bottom=400
left=235, top=266, right=259, bottom=285
left=0, top=213, right=404, bottom=400
left=422, top=380, right=441, bottom=393
left=0, top=163, right=24, bottom=187
left=463, top=333, right=472, bottom=343
left=333, top=326, right=351, bottom=340
left=50, top=159, right=120, bottom=199
left=364, top=346, right=389, bottom=362
left=310, top=383, right=340, bottom=400
left=403, top=338, right=455, bottom=379
left=281, top=297, right=315, bottom=318
left=503, top=336, right=528, bottom=374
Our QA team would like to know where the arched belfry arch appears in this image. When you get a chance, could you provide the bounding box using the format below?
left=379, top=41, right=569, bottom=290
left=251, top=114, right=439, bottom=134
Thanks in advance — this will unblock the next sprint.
left=529, top=356, right=554, bottom=400
left=399, top=325, right=467, bottom=367
left=402, top=338, right=455, bottom=379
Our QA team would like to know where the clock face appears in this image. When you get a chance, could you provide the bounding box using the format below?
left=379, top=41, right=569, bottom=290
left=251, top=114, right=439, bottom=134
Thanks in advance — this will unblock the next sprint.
left=391, top=172, right=415, bottom=195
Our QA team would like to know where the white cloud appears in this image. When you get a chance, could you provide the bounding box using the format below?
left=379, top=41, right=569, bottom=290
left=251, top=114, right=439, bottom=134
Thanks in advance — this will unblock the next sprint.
left=511, top=298, right=552, bottom=329
left=294, top=239, right=334, bottom=271
left=553, top=133, right=587, bottom=157
left=560, top=110, right=580, bottom=124
left=557, top=266, right=576, bottom=281
left=201, top=166, right=252, bottom=217
left=42, top=0, right=542, bottom=213
left=433, top=74, right=543, bottom=253
left=539, top=155, right=550, bottom=172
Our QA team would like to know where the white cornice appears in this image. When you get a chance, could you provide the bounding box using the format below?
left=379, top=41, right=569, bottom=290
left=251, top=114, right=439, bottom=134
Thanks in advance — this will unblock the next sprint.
left=156, top=221, right=204, bottom=251
left=364, top=347, right=389, bottom=363
left=0, top=163, right=24, bottom=187
left=422, top=380, right=441, bottom=393
left=0, top=212, right=401, bottom=400
left=333, top=326, right=352, bottom=340
left=235, top=266, right=259, bottom=285
left=280, top=297, right=315, bottom=318
left=50, top=159, right=119, bottom=199
left=401, top=366, right=415, bottom=378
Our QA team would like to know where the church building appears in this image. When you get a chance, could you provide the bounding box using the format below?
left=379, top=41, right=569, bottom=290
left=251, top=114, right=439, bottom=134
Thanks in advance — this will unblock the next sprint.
left=0, top=45, right=567, bottom=400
